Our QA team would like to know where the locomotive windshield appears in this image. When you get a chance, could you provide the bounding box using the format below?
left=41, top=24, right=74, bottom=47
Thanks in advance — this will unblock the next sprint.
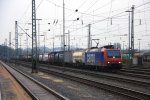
left=106, top=50, right=121, bottom=58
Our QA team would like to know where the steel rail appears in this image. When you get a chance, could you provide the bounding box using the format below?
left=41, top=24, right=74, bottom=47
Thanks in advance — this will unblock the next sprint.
left=14, top=61, right=150, bottom=100
left=1, top=61, right=68, bottom=100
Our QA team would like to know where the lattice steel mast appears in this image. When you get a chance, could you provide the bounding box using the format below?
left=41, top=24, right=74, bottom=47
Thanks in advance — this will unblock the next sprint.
left=88, top=24, right=91, bottom=50
left=131, top=5, right=134, bottom=59
left=15, top=21, right=18, bottom=59
left=32, top=0, right=38, bottom=73
left=63, top=0, right=65, bottom=66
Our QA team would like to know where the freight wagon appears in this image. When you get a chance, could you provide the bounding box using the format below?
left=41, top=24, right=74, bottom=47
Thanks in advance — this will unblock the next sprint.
left=16, top=45, right=122, bottom=71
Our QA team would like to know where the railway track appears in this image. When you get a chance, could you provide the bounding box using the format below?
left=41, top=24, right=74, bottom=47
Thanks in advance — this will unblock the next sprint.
left=119, top=68, right=150, bottom=79
left=117, top=70, right=150, bottom=79
left=12, top=61, right=150, bottom=100
left=1, top=61, right=68, bottom=100
left=121, top=69, right=150, bottom=75
left=34, top=62, right=150, bottom=82
left=39, top=63, right=150, bottom=87
left=123, top=66, right=150, bottom=71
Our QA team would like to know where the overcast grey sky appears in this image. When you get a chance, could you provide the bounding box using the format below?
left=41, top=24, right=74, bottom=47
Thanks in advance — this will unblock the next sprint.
left=0, top=0, right=150, bottom=50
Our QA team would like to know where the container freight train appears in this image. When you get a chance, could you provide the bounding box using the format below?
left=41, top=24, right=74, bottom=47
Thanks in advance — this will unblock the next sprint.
left=19, top=45, right=122, bottom=70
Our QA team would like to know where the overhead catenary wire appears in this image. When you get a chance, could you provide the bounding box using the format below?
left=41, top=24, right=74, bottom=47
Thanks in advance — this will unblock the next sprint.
left=135, top=1, right=150, bottom=9
left=66, top=0, right=89, bottom=18
left=67, top=1, right=150, bottom=28
left=84, top=0, right=100, bottom=12
left=7, top=0, right=150, bottom=50
left=27, top=0, right=150, bottom=36
left=18, top=0, right=31, bottom=22
left=38, top=5, right=150, bottom=36
left=10, top=0, right=150, bottom=30
left=69, top=20, right=150, bottom=39
left=21, top=0, right=150, bottom=32
left=21, top=0, right=45, bottom=29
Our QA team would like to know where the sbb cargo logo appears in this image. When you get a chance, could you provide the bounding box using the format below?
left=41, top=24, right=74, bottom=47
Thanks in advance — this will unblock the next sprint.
left=87, top=53, right=95, bottom=64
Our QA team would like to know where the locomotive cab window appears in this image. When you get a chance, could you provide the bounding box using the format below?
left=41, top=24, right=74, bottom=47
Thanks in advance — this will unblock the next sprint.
left=106, top=50, right=121, bottom=58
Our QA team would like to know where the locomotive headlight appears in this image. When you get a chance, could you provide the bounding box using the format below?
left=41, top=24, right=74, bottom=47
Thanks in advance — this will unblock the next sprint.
left=108, top=62, right=110, bottom=64
left=119, top=62, right=121, bottom=64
